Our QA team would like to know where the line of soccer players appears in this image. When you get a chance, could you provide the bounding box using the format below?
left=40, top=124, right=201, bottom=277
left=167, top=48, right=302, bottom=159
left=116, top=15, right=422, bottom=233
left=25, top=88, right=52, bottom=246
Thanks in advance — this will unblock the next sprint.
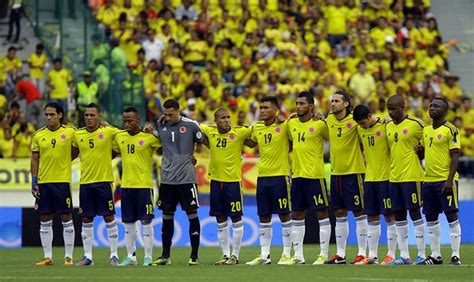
left=31, top=90, right=462, bottom=266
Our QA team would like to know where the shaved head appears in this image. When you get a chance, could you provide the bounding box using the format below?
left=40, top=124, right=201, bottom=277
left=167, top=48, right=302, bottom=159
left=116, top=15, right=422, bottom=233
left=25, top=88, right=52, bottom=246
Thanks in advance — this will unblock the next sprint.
left=387, top=95, right=406, bottom=123
left=387, top=95, right=405, bottom=108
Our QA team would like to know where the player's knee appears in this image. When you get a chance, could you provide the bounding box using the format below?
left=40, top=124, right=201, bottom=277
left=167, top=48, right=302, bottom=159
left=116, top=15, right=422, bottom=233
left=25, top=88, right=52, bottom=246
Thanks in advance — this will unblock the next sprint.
left=278, top=213, right=291, bottom=223
left=163, top=212, right=174, bottom=220
left=394, top=210, right=407, bottom=221
left=259, top=215, right=272, bottom=223
left=316, top=210, right=329, bottom=220
left=82, top=217, right=94, bottom=224
left=292, top=210, right=306, bottom=220
left=367, top=215, right=380, bottom=222
left=334, top=209, right=347, bottom=218
left=445, top=211, right=458, bottom=223
left=40, top=214, right=53, bottom=222
left=408, top=208, right=422, bottom=220
left=104, top=215, right=115, bottom=223
left=231, top=216, right=242, bottom=223
left=60, top=213, right=73, bottom=222
left=141, top=219, right=152, bottom=225
left=187, top=212, right=198, bottom=220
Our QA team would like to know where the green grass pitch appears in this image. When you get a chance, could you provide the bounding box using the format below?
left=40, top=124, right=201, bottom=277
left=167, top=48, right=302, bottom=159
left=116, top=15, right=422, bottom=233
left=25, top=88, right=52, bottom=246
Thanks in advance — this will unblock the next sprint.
left=0, top=245, right=473, bottom=281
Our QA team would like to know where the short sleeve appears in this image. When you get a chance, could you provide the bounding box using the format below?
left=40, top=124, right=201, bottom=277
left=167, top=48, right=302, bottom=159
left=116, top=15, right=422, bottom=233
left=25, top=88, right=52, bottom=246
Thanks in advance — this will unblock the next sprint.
left=71, top=132, right=78, bottom=148
left=320, top=121, right=329, bottom=140
left=194, top=123, right=205, bottom=144
left=31, top=133, right=39, bottom=152
left=112, top=136, right=120, bottom=153
left=151, top=135, right=161, bottom=149
left=241, top=126, right=252, bottom=139
left=250, top=125, right=257, bottom=142
left=287, top=123, right=293, bottom=141
left=449, top=128, right=461, bottom=151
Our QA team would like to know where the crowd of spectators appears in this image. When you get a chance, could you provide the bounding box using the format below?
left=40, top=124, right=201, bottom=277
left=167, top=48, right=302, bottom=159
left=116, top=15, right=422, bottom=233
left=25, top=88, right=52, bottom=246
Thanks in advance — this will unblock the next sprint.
left=0, top=0, right=474, bottom=162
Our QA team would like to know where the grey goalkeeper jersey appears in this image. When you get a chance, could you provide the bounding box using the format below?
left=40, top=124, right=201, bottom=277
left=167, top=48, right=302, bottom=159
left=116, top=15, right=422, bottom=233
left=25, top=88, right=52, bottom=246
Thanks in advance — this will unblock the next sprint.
left=156, top=117, right=204, bottom=184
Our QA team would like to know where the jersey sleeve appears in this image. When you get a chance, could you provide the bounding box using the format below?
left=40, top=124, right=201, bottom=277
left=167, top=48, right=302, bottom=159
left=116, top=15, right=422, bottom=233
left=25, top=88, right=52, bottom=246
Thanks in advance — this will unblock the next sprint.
left=194, top=123, right=205, bottom=144
left=449, top=128, right=461, bottom=151
left=71, top=131, right=78, bottom=148
left=112, top=136, right=120, bottom=153
left=151, top=134, right=161, bottom=149
left=421, top=128, right=426, bottom=147
left=287, top=121, right=293, bottom=141
left=241, top=126, right=252, bottom=139
left=319, top=121, right=329, bottom=140
left=31, top=133, right=39, bottom=152
left=250, top=124, right=257, bottom=142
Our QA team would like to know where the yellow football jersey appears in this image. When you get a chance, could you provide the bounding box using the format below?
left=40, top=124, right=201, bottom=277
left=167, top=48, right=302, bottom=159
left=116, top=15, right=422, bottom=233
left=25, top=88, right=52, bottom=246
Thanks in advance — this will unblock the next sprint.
left=386, top=116, right=425, bottom=182
left=112, top=131, right=161, bottom=188
left=201, top=125, right=251, bottom=182
left=73, top=126, right=120, bottom=184
left=288, top=118, right=328, bottom=179
left=422, top=122, right=461, bottom=182
left=31, top=126, right=75, bottom=183
left=250, top=121, right=290, bottom=177
left=357, top=118, right=390, bottom=181
left=326, top=113, right=365, bottom=175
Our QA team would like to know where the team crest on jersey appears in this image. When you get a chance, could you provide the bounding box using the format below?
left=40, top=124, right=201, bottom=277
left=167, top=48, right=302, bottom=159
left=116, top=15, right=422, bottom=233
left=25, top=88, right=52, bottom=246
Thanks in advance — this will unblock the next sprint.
left=138, top=140, right=144, bottom=146
left=179, top=126, right=187, bottom=133
left=308, top=127, right=315, bottom=134
left=98, top=133, right=104, bottom=140
left=375, top=131, right=382, bottom=137
left=60, top=134, right=67, bottom=141
left=34, top=203, right=38, bottom=210
left=275, top=127, right=281, bottom=134
left=346, top=122, right=353, bottom=129
left=78, top=208, right=83, bottom=214
left=402, top=128, right=408, bottom=135
left=437, top=133, right=443, bottom=140
left=229, top=133, right=235, bottom=140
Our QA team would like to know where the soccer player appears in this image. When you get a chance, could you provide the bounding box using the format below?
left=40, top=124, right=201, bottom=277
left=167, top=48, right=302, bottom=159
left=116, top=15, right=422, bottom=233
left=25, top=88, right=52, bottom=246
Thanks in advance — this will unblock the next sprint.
left=287, top=92, right=332, bottom=265
left=353, top=105, right=397, bottom=265
left=31, top=102, right=76, bottom=266
left=325, top=91, right=367, bottom=264
left=201, top=108, right=251, bottom=265
left=385, top=95, right=426, bottom=265
left=245, top=96, right=293, bottom=266
left=72, top=103, right=120, bottom=266
left=150, top=99, right=205, bottom=266
left=112, top=107, right=161, bottom=266
left=418, top=98, right=462, bottom=265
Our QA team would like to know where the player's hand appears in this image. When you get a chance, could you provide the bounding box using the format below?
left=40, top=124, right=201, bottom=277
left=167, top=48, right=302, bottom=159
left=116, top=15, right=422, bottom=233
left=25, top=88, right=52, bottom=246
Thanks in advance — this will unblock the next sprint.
left=191, top=156, right=197, bottom=166
left=276, top=115, right=286, bottom=124
left=442, top=180, right=454, bottom=195
left=312, top=112, right=324, bottom=121
left=143, top=123, right=155, bottom=133
left=414, top=144, right=423, bottom=154
left=157, top=115, right=166, bottom=125
left=100, top=120, right=110, bottom=127
left=32, top=176, right=40, bottom=199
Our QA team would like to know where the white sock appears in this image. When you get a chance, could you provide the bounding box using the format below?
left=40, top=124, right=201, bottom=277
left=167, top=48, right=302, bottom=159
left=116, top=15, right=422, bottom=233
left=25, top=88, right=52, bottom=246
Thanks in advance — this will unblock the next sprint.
left=106, top=220, right=119, bottom=258
left=40, top=220, right=53, bottom=259
left=124, top=223, right=137, bottom=257
left=367, top=220, right=381, bottom=259
left=259, top=222, right=272, bottom=259
left=81, top=222, right=94, bottom=260
left=217, top=221, right=230, bottom=257
left=231, top=221, right=244, bottom=258
left=281, top=220, right=292, bottom=258
left=413, top=218, right=426, bottom=258
left=292, top=219, right=305, bottom=260
left=335, top=217, right=348, bottom=258
left=386, top=221, right=397, bottom=258
left=355, top=215, right=368, bottom=256
left=396, top=220, right=409, bottom=259
left=449, top=220, right=461, bottom=258
left=427, top=220, right=441, bottom=258
left=142, top=222, right=154, bottom=259
left=319, top=218, right=331, bottom=259
left=62, top=220, right=75, bottom=259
